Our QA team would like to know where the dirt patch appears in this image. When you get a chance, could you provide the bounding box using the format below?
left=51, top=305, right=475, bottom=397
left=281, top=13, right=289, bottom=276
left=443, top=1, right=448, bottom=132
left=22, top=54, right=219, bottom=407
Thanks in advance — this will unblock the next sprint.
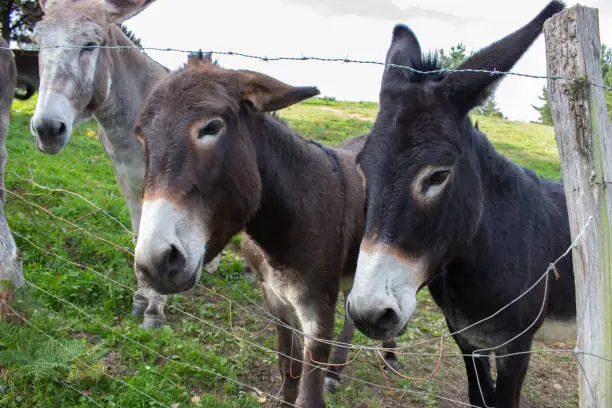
left=69, top=331, right=101, bottom=344
left=316, top=107, right=374, bottom=122
left=104, top=350, right=130, bottom=377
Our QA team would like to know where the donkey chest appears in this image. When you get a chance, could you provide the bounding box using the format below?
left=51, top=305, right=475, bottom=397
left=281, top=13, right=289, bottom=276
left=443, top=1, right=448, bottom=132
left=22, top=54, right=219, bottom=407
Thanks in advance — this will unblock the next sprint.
left=445, top=310, right=515, bottom=349
left=259, top=264, right=306, bottom=309
left=430, top=283, right=522, bottom=349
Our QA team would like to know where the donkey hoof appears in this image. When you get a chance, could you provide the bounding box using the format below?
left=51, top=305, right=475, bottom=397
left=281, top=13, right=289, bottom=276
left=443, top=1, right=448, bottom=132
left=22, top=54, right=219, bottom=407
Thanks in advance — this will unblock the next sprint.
left=131, top=304, right=146, bottom=317
left=324, top=376, right=341, bottom=394
left=204, top=256, right=220, bottom=273
left=382, top=357, right=398, bottom=371
left=142, top=316, right=164, bottom=330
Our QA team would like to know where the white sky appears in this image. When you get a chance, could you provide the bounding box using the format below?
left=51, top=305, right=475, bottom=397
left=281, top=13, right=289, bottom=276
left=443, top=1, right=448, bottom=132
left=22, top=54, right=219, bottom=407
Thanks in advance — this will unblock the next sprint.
left=125, top=0, right=612, bottom=122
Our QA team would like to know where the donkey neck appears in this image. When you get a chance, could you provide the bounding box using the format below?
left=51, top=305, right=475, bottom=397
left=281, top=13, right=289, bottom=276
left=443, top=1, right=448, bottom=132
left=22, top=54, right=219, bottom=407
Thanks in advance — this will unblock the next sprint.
left=94, top=25, right=167, bottom=144
left=245, top=114, right=345, bottom=268
left=460, top=128, right=559, bottom=265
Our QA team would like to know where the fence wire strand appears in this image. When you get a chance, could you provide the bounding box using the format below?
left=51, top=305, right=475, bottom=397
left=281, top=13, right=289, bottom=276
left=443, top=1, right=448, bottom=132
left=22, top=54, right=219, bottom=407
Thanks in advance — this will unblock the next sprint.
left=3, top=44, right=612, bottom=91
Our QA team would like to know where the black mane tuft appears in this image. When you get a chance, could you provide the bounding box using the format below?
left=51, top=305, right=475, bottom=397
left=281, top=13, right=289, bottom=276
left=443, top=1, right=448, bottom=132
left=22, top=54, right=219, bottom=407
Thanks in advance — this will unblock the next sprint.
left=409, top=51, right=445, bottom=82
left=119, top=24, right=142, bottom=48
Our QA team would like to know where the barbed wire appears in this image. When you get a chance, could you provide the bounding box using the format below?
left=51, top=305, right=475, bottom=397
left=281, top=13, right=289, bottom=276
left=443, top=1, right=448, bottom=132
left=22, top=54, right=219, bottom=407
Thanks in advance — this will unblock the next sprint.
left=2, top=44, right=612, bottom=91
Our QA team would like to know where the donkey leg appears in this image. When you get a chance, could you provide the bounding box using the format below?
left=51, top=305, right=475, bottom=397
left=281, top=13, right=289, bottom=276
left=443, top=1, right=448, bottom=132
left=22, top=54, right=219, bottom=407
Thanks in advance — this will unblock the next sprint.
left=494, top=339, right=533, bottom=408
left=0, top=115, right=7, bottom=204
left=325, top=314, right=355, bottom=393
left=276, top=322, right=303, bottom=405
left=381, top=338, right=398, bottom=370
left=95, top=128, right=157, bottom=321
left=0, top=99, right=24, bottom=318
left=260, top=284, right=302, bottom=405
left=295, top=301, right=337, bottom=408
left=454, top=336, right=495, bottom=407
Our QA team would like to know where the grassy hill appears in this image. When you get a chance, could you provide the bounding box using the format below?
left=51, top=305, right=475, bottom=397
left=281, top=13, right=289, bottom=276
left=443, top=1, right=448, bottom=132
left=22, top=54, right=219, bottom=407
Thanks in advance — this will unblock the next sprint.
left=0, top=97, right=577, bottom=407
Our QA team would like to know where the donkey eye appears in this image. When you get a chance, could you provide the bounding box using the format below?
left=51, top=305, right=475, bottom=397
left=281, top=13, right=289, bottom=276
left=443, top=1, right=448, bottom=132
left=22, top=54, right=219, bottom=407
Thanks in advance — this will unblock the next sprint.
left=81, top=42, right=98, bottom=53
left=198, top=119, right=224, bottom=139
left=427, top=170, right=450, bottom=186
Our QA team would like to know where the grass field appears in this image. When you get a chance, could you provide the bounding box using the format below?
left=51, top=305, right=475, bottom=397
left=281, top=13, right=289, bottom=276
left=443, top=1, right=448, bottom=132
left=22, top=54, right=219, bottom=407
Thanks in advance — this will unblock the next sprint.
left=0, top=96, right=578, bottom=407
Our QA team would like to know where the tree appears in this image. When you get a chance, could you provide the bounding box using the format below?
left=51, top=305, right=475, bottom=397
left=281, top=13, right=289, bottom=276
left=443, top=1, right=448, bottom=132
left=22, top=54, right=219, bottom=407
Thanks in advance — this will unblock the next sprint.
left=0, top=0, right=43, bottom=46
left=602, top=44, right=612, bottom=86
left=602, top=44, right=612, bottom=121
left=438, top=42, right=468, bottom=70
left=438, top=42, right=505, bottom=118
left=476, top=97, right=504, bottom=119
left=534, top=43, right=612, bottom=124
left=532, top=86, right=553, bottom=125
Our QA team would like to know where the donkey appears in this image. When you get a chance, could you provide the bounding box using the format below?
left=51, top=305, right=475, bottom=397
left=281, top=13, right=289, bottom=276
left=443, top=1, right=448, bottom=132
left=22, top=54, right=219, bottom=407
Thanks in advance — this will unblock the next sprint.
left=346, top=2, right=572, bottom=407
left=132, top=55, right=397, bottom=406
left=13, top=49, right=39, bottom=101
left=28, top=0, right=218, bottom=329
left=0, top=36, right=24, bottom=315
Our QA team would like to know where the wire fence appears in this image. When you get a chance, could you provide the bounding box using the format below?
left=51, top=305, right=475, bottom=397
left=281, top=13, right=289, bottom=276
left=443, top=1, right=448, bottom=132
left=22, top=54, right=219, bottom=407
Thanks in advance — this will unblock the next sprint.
left=0, top=42, right=611, bottom=407
left=2, top=43, right=612, bottom=91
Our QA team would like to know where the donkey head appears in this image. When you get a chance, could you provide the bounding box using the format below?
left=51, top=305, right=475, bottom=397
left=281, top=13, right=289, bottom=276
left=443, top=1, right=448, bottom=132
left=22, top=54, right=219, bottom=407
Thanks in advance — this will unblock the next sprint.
left=30, top=0, right=156, bottom=154
left=133, top=54, right=318, bottom=294
left=346, top=1, right=565, bottom=340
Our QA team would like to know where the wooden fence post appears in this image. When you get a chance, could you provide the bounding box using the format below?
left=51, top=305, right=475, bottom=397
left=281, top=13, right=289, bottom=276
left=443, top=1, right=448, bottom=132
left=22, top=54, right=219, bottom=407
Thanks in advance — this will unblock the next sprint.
left=544, top=5, right=612, bottom=407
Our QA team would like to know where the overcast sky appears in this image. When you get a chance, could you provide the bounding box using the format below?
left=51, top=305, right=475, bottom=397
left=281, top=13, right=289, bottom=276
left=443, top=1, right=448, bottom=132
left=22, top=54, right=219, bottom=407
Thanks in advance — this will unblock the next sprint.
left=125, top=0, right=612, bottom=122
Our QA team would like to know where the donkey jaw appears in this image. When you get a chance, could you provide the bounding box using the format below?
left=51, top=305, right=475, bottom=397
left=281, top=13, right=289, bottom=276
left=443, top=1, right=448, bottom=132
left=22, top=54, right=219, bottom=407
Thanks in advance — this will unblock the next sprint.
left=134, top=198, right=207, bottom=295
left=30, top=92, right=74, bottom=155
left=347, top=245, right=426, bottom=340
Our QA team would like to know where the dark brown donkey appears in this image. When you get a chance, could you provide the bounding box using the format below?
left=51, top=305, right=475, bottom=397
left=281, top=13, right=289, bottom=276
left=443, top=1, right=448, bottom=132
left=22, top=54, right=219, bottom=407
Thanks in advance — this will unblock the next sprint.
left=132, top=55, right=395, bottom=407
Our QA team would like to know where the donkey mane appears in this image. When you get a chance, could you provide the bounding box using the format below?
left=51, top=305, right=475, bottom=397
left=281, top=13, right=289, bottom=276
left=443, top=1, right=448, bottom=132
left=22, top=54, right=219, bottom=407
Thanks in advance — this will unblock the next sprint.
left=268, top=111, right=289, bottom=126
left=118, top=24, right=142, bottom=48
left=411, top=52, right=445, bottom=82
left=115, top=24, right=170, bottom=73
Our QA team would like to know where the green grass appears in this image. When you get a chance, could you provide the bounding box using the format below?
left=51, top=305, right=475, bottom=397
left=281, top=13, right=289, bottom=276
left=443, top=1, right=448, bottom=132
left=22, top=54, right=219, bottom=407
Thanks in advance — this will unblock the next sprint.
left=0, top=96, right=577, bottom=407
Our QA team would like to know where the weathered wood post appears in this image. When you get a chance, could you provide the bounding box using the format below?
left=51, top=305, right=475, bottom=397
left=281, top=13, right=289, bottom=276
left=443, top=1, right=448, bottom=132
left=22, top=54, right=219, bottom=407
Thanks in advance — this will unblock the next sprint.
left=544, top=5, right=612, bottom=407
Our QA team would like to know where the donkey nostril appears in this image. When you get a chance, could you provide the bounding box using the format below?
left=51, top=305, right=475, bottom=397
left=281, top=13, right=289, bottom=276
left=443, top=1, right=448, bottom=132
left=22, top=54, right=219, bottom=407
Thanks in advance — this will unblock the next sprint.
left=35, top=119, right=66, bottom=140
left=163, top=244, right=186, bottom=278
left=166, top=245, right=179, bottom=267
left=376, top=308, right=399, bottom=331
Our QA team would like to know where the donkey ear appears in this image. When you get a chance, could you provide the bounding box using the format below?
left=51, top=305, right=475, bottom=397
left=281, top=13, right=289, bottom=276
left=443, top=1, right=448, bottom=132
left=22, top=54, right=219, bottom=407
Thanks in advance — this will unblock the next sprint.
left=440, top=0, right=564, bottom=115
left=238, top=71, right=320, bottom=112
left=382, top=24, right=423, bottom=84
left=104, top=0, right=157, bottom=23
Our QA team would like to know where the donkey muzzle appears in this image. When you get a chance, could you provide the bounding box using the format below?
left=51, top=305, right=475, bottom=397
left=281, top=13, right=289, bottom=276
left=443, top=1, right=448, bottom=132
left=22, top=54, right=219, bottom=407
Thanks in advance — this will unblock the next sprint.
left=30, top=92, right=74, bottom=155
left=134, top=198, right=206, bottom=294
